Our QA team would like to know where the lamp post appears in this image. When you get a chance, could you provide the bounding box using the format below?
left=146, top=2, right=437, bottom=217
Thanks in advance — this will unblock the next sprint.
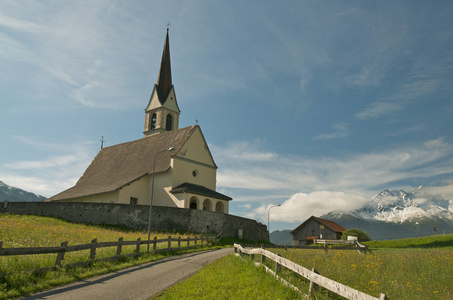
left=267, top=204, right=281, bottom=234
left=147, top=147, right=176, bottom=252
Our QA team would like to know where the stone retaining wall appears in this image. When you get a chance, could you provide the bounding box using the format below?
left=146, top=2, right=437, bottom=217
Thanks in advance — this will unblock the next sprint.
left=1, top=201, right=268, bottom=241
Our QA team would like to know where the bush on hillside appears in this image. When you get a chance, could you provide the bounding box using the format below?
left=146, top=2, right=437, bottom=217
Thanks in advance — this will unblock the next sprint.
left=341, top=228, right=371, bottom=242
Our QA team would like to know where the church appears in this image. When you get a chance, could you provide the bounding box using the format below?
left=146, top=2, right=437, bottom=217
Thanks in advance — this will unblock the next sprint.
left=47, top=30, right=232, bottom=214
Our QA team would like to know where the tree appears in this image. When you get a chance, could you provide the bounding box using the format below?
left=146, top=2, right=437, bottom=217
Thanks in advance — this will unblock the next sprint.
left=341, top=228, right=371, bottom=242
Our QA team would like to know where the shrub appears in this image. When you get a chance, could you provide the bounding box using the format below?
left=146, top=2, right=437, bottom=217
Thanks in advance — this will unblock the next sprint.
left=341, top=228, right=370, bottom=242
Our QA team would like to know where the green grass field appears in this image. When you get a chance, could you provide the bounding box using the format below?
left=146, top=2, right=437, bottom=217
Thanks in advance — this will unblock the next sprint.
left=2, top=214, right=453, bottom=300
left=156, top=235, right=453, bottom=300
left=0, top=214, right=216, bottom=299
left=152, top=255, right=304, bottom=300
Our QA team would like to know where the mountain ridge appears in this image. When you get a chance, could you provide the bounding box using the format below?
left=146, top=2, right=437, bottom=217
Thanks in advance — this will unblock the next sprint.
left=0, top=181, right=46, bottom=202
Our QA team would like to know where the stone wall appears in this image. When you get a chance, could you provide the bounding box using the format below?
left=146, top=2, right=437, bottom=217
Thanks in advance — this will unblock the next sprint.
left=1, top=201, right=268, bottom=241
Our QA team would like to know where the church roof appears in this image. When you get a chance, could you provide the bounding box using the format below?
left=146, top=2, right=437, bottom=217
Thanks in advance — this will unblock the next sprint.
left=170, top=182, right=232, bottom=201
left=47, top=125, right=198, bottom=202
left=156, top=29, right=172, bottom=103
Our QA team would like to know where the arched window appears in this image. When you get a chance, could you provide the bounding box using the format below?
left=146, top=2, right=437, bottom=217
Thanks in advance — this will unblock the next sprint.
left=150, top=113, right=157, bottom=129
left=189, top=197, right=198, bottom=209
left=166, top=114, right=173, bottom=130
left=215, top=201, right=224, bottom=213
left=203, top=199, right=212, bottom=211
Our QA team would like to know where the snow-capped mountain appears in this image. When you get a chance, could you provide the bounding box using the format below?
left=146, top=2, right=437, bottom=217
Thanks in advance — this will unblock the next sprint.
left=322, top=186, right=453, bottom=240
left=0, top=181, right=46, bottom=202
left=356, top=186, right=453, bottom=224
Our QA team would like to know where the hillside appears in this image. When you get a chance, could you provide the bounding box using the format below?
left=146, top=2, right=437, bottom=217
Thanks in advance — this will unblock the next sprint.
left=269, top=230, right=292, bottom=245
left=0, top=181, right=46, bottom=202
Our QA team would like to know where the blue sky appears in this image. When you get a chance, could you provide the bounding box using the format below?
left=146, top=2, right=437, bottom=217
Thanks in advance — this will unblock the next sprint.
left=1, top=1, right=453, bottom=231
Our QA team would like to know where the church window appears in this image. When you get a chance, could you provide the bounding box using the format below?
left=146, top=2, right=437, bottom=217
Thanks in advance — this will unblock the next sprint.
left=215, top=201, right=224, bottom=213
left=189, top=197, right=198, bottom=209
left=130, top=197, right=138, bottom=205
left=166, top=114, right=173, bottom=130
left=151, top=113, right=156, bottom=129
left=192, top=169, right=198, bottom=177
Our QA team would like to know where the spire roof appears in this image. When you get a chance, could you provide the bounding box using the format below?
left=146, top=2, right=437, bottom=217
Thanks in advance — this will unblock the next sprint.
left=156, top=29, right=172, bottom=103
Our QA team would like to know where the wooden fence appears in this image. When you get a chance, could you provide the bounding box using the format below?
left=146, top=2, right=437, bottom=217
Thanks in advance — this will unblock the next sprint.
left=314, top=239, right=369, bottom=254
left=0, top=233, right=221, bottom=272
left=234, top=244, right=387, bottom=300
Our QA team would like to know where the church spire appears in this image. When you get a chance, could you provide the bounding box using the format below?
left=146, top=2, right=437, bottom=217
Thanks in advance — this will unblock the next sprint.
left=156, top=28, right=172, bottom=102
left=143, top=29, right=180, bottom=137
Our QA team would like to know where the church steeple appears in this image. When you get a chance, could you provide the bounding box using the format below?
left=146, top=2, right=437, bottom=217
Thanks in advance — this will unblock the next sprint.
left=156, top=29, right=172, bottom=103
left=144, top=29, right=181, bottom=137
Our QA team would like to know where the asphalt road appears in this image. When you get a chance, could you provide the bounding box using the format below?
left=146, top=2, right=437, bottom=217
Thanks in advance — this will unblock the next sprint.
left=22, top=248, right=233, bottom=300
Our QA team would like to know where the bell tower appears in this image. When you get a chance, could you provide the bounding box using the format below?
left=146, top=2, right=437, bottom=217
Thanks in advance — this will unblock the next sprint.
left=144, top=29, right=181, bottom=137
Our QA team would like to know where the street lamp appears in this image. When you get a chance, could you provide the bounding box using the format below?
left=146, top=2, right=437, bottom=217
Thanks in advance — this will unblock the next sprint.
left=267, top=204, right=281, bottom=234
left=147, top=147, right=176, bottom=252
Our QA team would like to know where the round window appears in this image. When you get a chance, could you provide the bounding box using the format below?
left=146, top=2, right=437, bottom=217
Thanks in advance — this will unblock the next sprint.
left=192, top=170, right=198, bottom=177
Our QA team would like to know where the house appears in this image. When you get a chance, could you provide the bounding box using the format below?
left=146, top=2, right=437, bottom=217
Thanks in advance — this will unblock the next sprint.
left=291, top=216, right=346, bottom=246
left=47, top=29, right=232, bottom=213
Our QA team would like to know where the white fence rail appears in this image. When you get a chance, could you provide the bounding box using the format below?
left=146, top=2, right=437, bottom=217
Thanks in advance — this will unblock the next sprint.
left=234, top=243, right=387, bottom=300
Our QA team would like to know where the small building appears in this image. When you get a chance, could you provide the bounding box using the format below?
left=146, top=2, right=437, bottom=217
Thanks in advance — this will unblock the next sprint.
left=291, top=216, right=346, bottom=246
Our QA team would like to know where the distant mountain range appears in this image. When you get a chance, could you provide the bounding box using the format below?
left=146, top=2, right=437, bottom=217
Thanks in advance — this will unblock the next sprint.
left=270, top=186, right=453, bottom=243
left=0, top=181, right=46, bottom=202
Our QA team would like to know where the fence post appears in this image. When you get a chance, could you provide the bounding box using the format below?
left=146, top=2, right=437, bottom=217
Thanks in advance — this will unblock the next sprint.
left=90, top=238, right=97, bottom=260
left=153, top=236, right=157, bottom=251
left=379, top=293, right=388, bottom=300
left=275, top=254, right=282, bottom=274
left=187, top=236, right=190, bottom=248
left=55, top=241, right=68, bottom=267
left=261, top=246, right=266, bottom=263
left=194, top=236, right=197, bottom=246
left=136, top=238, right=141, bottom=253
left=117, top=237, right=123, bottom=256
left=178, top=236, right=181, bottom=249
left=323, top=244, right=328, bottom=253
left=168, top=236, right=171, bottom=250
left=308, top=268, right=319, bottom=296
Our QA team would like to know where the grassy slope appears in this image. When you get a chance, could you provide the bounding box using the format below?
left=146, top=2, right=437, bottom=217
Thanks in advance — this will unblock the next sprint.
left=364, top=233, right=453, bottom=248
left=0, top=214, right=218, bottom=300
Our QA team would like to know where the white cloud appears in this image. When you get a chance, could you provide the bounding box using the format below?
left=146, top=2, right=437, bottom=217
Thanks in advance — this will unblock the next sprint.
left=423, top=137, right=448, bottom=149
left=210, top=140, right=277, bottom=164
left=1, top=137, right=97, bottom=197
left=356, top=102, right=404, bottom=120
left=313, top=122, right=350, bottom=140
left=215, top=138, right=453, bottom=198
left=0, top=11, right=42, bottom=32
left=249, top=191, right=366, bottom=224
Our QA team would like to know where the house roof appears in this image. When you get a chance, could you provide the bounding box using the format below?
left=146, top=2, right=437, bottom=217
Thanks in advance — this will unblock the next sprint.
left=290, top=216, right=346, bottom=234
left=47, top=125, right=198, bottom=202
left=170, top=182, right=232, bottom=201
left=315, top=217, right=346, bottom=233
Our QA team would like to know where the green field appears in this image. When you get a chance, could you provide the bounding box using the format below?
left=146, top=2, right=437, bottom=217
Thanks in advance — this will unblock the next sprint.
left=0, top=214, right=216, bottom=299
left=156, top=235, right=453, bottom=299
left=2, top=214, right=453, bottom=300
